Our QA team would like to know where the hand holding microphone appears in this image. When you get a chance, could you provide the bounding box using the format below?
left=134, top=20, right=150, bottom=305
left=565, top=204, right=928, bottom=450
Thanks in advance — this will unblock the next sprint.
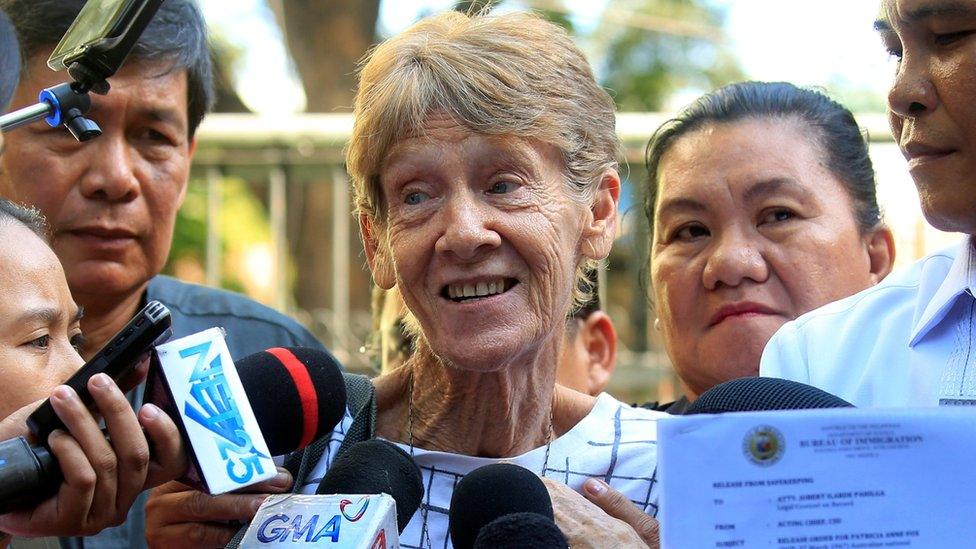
left=0, top=372, right=184, bottom=538
left=146, top=345, right=348, bottom=548
left=146, top=470, right=294, bottom=549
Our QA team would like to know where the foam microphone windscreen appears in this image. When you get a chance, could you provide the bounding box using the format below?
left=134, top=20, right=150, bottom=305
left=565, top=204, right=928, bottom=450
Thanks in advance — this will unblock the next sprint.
left=315, top=439, right=424, bottom=532
left=449, top=463, right=554, bottom=549
left=236, top=347, right=347, bottom=455
left=685, top=377, right=854, bottom=415
left=473, top=512, right=568, bottom=548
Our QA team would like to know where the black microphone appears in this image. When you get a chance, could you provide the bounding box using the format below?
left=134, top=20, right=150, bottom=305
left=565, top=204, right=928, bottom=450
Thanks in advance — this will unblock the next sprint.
left=0, top=346, right=347, bottom=513
left=685, top=377, right=854, bottom=415
left=474, top=511, right=568, bottom=548
left=232, top=347, right=348, bottom=456
left=239, top=439, right=423, bottom=546
left=449, top=463, right=561, bottom=549
left=315, top=439, right=424, bottom=533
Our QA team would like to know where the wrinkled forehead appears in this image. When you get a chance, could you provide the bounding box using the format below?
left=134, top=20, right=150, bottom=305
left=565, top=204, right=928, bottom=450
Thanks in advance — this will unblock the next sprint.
left=875, top=0, right=976, bottom=31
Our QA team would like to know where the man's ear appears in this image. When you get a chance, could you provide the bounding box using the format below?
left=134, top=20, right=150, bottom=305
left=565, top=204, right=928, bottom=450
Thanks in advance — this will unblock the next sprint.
left=864, top=225, right=895, bottom=284
left=581, top=169, right=621, bottom=260
left=581, top=311, right=618, bottom=395
left=360, top=212, right=396, bottom=290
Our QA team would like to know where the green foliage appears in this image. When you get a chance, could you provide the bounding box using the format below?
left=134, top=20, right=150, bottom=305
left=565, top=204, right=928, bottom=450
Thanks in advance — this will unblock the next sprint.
left=599, top=0, right=744, bottom=111
left=166, top=176, right=272, bottom=297
left=167, top=183, right=208, bottom=270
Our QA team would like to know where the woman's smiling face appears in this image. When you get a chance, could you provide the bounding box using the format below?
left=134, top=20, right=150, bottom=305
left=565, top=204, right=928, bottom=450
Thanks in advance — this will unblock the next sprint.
left=365, top=112, right=615, bottom=372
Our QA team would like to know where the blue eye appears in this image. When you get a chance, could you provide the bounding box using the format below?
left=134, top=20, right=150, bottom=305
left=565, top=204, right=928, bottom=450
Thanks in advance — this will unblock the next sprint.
left=404, top=191, right=429, bottom=205
left=488, top=181, right=519, bottom=194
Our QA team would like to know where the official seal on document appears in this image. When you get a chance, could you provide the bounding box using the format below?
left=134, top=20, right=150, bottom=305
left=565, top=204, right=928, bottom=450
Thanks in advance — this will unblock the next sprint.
left=743, top=425, right=784, bottom=466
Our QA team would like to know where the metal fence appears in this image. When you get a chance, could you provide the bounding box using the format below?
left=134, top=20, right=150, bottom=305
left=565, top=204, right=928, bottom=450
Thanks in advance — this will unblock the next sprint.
left=182, top=112, right=941, bottom=403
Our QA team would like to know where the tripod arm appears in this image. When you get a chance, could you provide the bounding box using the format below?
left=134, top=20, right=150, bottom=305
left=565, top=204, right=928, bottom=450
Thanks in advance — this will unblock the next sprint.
left=0, top=82, right=101, bottom=141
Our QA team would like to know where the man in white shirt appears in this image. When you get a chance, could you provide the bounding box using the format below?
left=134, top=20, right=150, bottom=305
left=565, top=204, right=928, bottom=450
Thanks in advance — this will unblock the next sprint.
left=760, top=0, right=976, bottom=407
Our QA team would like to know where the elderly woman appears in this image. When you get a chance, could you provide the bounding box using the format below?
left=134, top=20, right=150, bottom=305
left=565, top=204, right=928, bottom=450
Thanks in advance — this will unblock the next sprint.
left=646, top=82, right=895, bottom=411
left=0, top=199, right=184, bottom=545
left=146, top=10, right=662, bottom=549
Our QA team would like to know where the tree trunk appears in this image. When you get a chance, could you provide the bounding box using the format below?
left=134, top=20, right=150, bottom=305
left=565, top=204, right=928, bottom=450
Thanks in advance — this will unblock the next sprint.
left=272, top=0, right=380, bottom=331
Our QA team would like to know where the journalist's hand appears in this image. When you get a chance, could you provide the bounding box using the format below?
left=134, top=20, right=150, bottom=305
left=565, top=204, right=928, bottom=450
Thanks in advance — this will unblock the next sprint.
left=145, top=468, right=293, bottom=548
left=0, top=374, right=185, bottom=537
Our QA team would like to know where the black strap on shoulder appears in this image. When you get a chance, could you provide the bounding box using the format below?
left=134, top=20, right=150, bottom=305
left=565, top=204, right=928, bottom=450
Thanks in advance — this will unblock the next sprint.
left=226, top=373, right=376, bottom=548
left=283, top=373, right=376, bottom=484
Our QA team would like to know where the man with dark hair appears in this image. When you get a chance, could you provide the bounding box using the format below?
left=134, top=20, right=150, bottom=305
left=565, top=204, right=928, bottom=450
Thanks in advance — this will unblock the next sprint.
left=761, top=0, right=976, bottom=408
left=0, top=1, right=327, bottom=547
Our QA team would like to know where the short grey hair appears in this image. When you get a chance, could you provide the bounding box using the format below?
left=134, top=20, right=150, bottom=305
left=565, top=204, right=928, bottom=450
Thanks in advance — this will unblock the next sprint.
left=347, top=10, right=619, bottom=307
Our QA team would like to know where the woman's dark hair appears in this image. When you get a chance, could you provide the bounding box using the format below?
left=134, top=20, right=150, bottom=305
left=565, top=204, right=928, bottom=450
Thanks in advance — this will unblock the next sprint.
left=0, top=0, right=214, bottom=137
left=644, top=81, right=882, bottom=235
left=0, top=8, right=19, bottom=109
left=0, top=198, right=48, bottom=240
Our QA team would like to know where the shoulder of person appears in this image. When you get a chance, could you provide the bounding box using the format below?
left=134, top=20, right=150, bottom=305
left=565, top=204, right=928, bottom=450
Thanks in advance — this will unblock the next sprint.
left=775, top=244, right=958, bottom=343
left=761, top=244, right=960, bottom=386
left=146, top=275, right=323, bottom=350
left=797, top=245, right=956, bottom=332
left=593, top=392, right=669, bottom=422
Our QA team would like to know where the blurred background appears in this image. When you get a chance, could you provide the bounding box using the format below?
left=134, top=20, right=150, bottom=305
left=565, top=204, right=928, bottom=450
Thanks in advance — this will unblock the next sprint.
left=168, top=0, right=958, bottom=403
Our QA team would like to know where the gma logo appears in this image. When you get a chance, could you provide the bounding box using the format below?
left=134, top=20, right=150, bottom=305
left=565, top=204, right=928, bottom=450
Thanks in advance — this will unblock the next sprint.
left=256, top=513, right=343, bottom=544
left=255, top=498, right=373, bottom=545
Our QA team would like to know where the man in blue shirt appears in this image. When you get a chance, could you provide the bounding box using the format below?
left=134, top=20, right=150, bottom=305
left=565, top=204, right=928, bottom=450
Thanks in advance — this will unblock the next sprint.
left=0, top=1, right=329, bottom=547
left=761, top=0, right=976, bottom=407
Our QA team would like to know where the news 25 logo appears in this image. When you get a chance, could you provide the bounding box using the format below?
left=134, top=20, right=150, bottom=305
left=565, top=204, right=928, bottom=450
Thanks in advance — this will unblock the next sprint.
left=179, top=340, right=268, bottom=484
left=743, top=425, right=785, bottom=466
left=256, top=497, right=372, bottom=544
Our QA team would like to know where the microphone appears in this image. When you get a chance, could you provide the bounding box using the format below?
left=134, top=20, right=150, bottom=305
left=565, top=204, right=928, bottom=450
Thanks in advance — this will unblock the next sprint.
left=0, top=341, right=348, bottom=513
left=241, top=439, right=424, bottom=547
left=232, top=346, right=348, bottom=456
left=316, top=439, right=424, bottom=532
left=684, top=377, right=854, bottom=415
left=449, top=463, right=561, bottom=549
left=146, top=333, right=349, bottom=495
left=474, top=512, right=568, bottom=548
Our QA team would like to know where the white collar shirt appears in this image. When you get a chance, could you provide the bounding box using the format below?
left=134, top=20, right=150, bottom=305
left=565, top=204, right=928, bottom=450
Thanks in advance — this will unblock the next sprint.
left=760, top=236, right=976, bottom=407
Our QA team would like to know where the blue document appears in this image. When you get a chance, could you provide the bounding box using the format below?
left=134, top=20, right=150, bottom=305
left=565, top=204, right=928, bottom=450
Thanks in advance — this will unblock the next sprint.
left=658, top=408, right=976, bottom=548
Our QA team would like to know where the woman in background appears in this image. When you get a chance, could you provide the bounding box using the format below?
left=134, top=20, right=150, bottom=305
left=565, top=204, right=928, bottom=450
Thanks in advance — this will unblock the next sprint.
left=646, top=81, right=895, bottom=411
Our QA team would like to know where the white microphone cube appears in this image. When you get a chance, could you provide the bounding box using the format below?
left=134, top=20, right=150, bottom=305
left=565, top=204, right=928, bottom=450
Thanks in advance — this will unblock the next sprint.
left=152, top=327, right=276, bottom=495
